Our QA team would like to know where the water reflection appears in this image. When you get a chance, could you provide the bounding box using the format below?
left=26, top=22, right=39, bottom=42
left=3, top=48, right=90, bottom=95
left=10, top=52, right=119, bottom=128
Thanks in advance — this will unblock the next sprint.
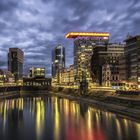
left=36, top=98, right=45, bottom=140
left=0, top=96, right=139, bottom=140
left=53, top=97, right=60, bottom=140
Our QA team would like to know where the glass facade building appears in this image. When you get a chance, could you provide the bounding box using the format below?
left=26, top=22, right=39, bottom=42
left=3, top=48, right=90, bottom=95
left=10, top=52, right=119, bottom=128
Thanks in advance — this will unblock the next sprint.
left=65, top=32, right=109, bottom=86
left=74, top=37, right=109, bottom=84
left=52, top=45, right=65, bottom=83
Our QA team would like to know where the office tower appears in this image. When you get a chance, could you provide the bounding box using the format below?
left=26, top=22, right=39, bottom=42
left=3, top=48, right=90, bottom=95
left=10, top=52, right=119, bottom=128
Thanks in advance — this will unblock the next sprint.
left=66, top=32, right=109, bottom=84
left=8, top=48, right=24, bottom=81
left=52, top=44, right=65, bottom=83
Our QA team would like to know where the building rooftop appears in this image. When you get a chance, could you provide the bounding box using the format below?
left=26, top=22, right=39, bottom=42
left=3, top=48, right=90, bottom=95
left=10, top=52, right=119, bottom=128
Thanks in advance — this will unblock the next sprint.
left=124, top=35, right=140, bottom=42
left=65, top=32, right=110, bottom=38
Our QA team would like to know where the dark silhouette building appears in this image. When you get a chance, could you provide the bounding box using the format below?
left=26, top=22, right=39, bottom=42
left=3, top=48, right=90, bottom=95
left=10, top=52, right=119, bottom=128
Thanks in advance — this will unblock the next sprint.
left=8, top=48, right=24, bottom=81
left=91, top=44, right=107, bottom=85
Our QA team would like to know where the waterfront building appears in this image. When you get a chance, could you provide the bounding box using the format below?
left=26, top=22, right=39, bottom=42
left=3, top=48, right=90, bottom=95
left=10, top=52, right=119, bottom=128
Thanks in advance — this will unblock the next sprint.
left=59, top=68, right=69, bottom=85
left=91, top=44, right=107, bottom=85
left=124, top=35, right=140, bottom=89
left=8, top=48, right=24, bottom=81
left=4, top=71, right=15, bottom=84
left=106, top=44, right=124, bottom=88
left=102, top=64, right=111, bottom=87
left=69, top=65, right=75, bottom=85
left=59, top=68, right=65, bottom=84
left=29, top=67, right=45, bottom=78
left=52, top=44, right=65, bottom=84
left=0, top=69, right=15, bottom=86
left=66, top=32, right=109, bottom=86
left=59, top=65, right=74, bottom=86
left=0, top=69, right=4, bottom=86
left=91, top=43, right=124, bottom=87
left=119, top=55, right=126, bottom=82
left=23, top=67, right=50, bottom=87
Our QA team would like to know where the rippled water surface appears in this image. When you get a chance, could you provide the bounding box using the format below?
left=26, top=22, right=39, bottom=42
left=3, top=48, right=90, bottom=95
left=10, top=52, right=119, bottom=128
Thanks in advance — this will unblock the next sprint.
left=0, top=96, right=140, bottom=140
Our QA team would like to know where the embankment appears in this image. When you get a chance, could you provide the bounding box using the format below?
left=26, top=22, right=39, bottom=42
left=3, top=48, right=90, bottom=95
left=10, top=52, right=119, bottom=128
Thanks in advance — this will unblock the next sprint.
left=0, top=86, right=140, bottom=121
left=0, top=86, right=51, bottom=99
left=47, top=87, right=140, bottom=121
left=0, top=86, right=21, bottom=100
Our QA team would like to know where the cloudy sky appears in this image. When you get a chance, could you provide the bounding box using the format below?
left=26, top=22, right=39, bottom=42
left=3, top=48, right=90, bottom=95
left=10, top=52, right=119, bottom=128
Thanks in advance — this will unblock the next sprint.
left=0, top=0, right=140, bottom=76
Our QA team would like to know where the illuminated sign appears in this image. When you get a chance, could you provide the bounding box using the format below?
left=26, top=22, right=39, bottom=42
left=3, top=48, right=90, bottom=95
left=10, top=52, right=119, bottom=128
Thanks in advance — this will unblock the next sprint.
left=65, top=32, right=110, bottom=38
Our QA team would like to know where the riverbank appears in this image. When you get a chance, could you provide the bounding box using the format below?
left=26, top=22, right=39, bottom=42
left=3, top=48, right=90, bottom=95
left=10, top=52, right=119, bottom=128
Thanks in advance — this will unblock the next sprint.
left=0, top=86, right=140, bottom=122
left=50, top=87, right=140, bottom=107
left=45, top=87, right=140, bottom=122
left=0, top=86, right=21, bottom=100
left=0, top=91, right=20, bottom=101
left=0, top=86, right=50, bottom=100
left=47, top=92, right=140, bottom=122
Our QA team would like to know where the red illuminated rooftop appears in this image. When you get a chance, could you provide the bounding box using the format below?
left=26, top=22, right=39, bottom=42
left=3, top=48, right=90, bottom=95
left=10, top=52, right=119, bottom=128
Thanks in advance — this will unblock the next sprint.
left=65, top=32, right=110, bottom=38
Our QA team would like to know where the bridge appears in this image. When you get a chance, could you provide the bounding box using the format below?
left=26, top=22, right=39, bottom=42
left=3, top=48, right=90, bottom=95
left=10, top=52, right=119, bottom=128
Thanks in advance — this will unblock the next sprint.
left=23, top=77, right=51, bottom=87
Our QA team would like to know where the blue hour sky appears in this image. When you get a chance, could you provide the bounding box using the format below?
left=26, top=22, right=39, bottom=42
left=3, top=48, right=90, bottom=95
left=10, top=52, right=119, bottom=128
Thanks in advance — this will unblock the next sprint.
left=0, top=0, right=140, bottom=76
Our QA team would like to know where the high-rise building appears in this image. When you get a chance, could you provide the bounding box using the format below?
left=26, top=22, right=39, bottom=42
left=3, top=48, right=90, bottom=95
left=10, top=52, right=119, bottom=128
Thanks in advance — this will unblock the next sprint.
left=124, top=35, right=140, bottom=89
left=66, top=32, right=109, bottom=84
left=52, top=44, right=65, bottom=83
left=8, top=48, right=24, bottom=81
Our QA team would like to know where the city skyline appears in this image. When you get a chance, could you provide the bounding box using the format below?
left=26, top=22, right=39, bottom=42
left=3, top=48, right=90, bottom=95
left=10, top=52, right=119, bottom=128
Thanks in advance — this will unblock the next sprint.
left=0, top=0, right=140, bottom=76
left=0, top=1, right=140, bottom=139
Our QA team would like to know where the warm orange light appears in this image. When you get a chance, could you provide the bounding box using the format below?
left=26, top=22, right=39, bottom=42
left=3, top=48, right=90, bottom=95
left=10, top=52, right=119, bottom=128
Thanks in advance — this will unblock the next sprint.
left=65, top=32, right=110, bottom=38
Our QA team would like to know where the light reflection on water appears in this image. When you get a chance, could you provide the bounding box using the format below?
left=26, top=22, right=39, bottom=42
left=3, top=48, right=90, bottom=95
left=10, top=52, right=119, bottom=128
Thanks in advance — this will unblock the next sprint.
left=0, top=96, right=139, bottom=140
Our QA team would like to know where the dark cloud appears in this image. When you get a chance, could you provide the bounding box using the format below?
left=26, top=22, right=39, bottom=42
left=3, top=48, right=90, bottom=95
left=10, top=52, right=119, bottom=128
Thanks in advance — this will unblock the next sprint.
left=0, top=0, right=140, bottom=76
left=0, top=0, right=18, bottom=13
